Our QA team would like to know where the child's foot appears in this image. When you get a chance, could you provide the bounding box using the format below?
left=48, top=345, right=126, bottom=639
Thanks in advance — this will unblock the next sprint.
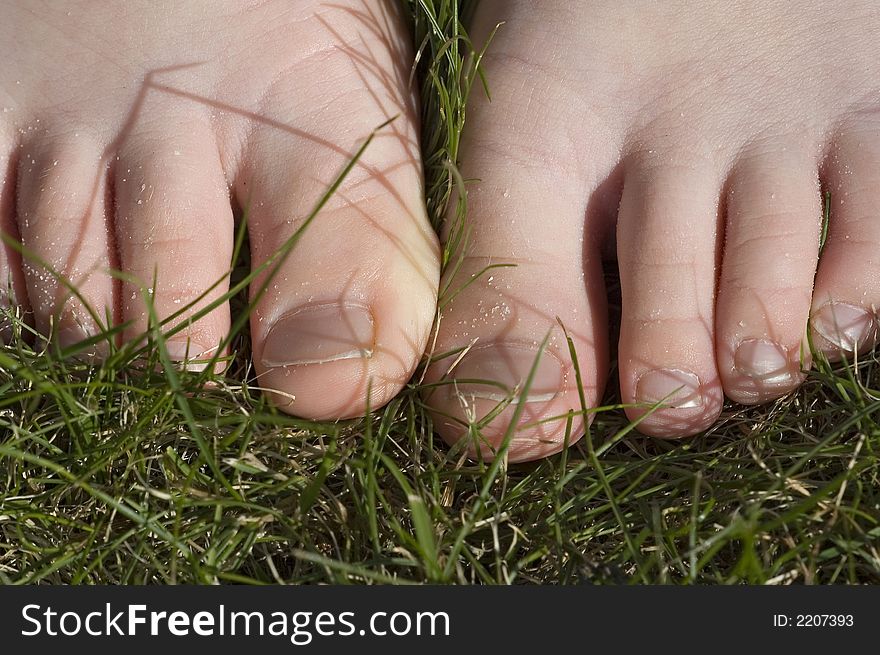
left=426, top=0, right=880, bottom=461
left=0, top=0, right=438, bottom=418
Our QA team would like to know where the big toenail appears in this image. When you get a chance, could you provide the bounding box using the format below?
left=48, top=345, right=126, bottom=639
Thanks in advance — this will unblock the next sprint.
left=165, top=340, right=213, bottom=372
left=734, top=339, right=796, bottom=383
left=261, top=303, right=374, bottom=368
left=57, top=327, right=88, bottom=349
left=449, top=344, right=565, bottom=403
left=635, top=368, right=702, bottom=409
left=57, top=326, right=104, bottom=361
left=812, top=302, right=876, bottom=352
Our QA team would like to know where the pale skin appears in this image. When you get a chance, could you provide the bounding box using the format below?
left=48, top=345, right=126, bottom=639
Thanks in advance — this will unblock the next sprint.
left=2, top=0, right=879, bottom=462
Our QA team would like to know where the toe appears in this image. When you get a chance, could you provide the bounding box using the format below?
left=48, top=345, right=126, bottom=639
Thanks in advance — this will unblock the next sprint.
left=426, top=225, right=608, bottom=463
left=114, top=116, right=233, bottom=370
left=717, top=144, right=821, bottom=403
left=241, top=3, right=438, bottom=419
left=0, top=134, right=28, bottom=341
left=811, top=120, right=880, bottom=360
left=16, top=130, right=115, bottom=355
left=423, top=10, right=612, bottom=461
left=616, top=153, right=724, bottom=437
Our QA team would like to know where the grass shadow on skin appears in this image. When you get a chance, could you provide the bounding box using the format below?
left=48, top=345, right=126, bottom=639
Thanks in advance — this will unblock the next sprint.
left=0, top=0, right=879, bottom=585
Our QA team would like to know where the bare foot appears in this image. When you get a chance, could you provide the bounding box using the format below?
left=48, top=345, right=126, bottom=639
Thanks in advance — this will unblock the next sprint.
left=0, top=0, right=439, bottom=418
left=427, top=0, right=880, bottom=460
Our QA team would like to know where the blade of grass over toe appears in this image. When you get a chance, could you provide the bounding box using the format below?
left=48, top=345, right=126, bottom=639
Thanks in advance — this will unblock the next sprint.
left=442, top=331, right=551, bottom=579
left=1, top=0, right=880, bottom=586
left=561, top=321, right=647, bottom=582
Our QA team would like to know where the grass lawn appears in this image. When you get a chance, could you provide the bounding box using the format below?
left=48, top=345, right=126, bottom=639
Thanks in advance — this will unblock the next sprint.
left=1, top=0, right=879, bottom=585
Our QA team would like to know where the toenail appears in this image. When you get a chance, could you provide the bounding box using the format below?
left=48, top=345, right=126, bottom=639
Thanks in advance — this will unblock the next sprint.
left=449, top=343, right=565, bottom=403
left=812, top=302, right=876, bottom=352
left=635, top=368, right=702, bottom=409
left=57, top=326, right=88, bottom=349
left=165, top=340, right=213, bottom=372
left=734, top=339, right=797, bottom=383
left=261, top=303, right=374, bottom=368
left=57, top=326, right=104, bottom=361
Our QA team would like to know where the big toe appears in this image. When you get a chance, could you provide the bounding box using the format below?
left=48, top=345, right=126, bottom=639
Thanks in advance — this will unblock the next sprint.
left=241, top=2, right=438, bottom=420
left=423, top=5, right=612, bottom=462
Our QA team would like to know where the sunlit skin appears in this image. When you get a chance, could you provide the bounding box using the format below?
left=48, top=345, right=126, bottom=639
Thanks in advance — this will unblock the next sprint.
left=3, top=1, right=880, bottom=464
left=425, top=0, right=880, bottom=461
left=0, top=0, right=439, bottom=419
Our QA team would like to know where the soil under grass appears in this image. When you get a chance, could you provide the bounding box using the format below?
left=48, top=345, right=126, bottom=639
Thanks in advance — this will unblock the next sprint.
left=1, top=1, right=879, bottom=585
